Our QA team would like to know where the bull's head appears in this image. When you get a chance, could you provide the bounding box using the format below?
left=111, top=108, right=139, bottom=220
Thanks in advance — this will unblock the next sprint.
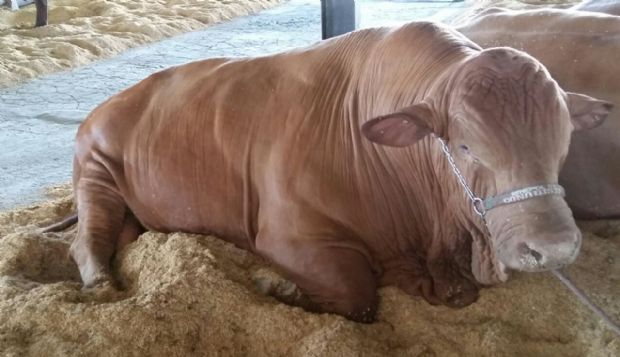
left=361, top=47, right=613, bottom=278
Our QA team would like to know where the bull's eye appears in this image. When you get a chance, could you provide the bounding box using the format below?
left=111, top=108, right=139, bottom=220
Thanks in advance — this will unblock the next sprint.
left=458, top=144, right=470, bottom=153
left=458, top=144, right=482, bottom=165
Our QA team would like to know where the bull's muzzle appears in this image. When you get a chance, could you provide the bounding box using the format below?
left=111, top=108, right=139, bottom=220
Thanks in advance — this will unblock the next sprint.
left=487, top=196, right=582, bottom=272
left=509, top=230, right=581, bottom=271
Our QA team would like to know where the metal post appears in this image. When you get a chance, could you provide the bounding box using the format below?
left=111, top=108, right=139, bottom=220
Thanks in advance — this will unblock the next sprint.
left=35, top=0, right=48, bottom=27
left=321, top=0, right=357, bottom=40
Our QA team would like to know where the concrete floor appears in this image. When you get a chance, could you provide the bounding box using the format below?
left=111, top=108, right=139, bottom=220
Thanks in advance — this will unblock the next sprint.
left=0, top=0, right=467, bottom=211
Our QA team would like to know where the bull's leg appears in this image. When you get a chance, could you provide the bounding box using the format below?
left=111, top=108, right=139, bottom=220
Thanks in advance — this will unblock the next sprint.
left=256, top=229, right=379, bottom=323
left=116, top=212, right=143, bottom=252
left=71, top=161, right=130, bottom=287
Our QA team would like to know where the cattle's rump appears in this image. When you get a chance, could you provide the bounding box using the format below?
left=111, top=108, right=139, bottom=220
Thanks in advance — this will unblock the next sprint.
left=458, top=8, right=620, bottom=219
left=67, top=21, right=612, bottom=322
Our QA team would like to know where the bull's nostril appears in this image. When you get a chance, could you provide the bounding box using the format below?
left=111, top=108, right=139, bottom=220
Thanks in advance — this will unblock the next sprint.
left=529, top=249, right=543, bottom=263
left=517, top=242, right=530, bottom=256
left=517, top=242, right=545, bottom=268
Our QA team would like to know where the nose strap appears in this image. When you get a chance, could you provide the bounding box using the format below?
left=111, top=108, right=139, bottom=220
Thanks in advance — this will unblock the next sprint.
left=483, top=184, right=565, bottom=211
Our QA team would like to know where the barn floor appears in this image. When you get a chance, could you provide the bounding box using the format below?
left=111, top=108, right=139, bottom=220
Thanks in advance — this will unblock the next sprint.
left=0, top=0, right=286, bottom=88
left=0, top=186, right=618, bottom=356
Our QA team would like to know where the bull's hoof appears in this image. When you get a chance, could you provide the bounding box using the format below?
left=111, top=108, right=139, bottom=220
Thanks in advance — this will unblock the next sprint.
left=71, top=250, right=114, bottom=289
left=82, top=271, right=114, bottom=289
left=254, top=269, right=299, bottom=298
left=80, top=278, right=124, bottom=302
left=252, top=269, right=325, bottom=313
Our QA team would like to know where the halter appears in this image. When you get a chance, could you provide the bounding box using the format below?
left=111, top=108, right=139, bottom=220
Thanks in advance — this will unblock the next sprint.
left=434, top=135, right=565, bottom=219
left=434, top=135, right=619, bottom=336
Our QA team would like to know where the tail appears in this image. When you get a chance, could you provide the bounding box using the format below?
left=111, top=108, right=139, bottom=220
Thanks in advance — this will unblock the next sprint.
left=41, top=214, right=78, bottom=233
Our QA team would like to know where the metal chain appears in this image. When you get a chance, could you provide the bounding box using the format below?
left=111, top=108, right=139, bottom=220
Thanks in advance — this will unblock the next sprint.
left=434, top=135, right=486, bottom=218
left=434, top=138, right=619, bottom=337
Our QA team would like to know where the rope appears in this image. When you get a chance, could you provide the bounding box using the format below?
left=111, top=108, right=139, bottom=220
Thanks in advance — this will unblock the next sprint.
left=552, top=269, right=620, bottom=337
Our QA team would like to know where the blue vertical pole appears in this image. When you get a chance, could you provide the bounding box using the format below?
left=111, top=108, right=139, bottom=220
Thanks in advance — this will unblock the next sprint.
left=321, top=0, right=357, bottom=39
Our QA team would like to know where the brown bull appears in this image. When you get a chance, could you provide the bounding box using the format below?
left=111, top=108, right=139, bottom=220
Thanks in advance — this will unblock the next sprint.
left=62, top=22, right=611, bottom=322
left=458, top=8, right=620, bottom=219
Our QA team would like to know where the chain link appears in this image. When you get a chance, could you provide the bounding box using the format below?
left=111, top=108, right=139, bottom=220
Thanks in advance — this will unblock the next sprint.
left=434, top=135, right=486, bottom=218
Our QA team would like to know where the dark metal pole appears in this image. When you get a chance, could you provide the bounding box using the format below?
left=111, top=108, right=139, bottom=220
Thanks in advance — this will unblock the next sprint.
left=34, top=0, right=48, bottom=27
left=321, top=0, right=357, bottom=40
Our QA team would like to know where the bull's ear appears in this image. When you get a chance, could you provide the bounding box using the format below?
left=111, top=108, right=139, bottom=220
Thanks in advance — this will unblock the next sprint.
left=361, top=103, right=434, bottom=147
left=566, top=92, right=613, bottom=131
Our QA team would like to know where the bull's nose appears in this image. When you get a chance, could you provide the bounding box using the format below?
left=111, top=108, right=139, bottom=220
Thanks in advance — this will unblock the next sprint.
left=515, top=232, right=581, bottom=272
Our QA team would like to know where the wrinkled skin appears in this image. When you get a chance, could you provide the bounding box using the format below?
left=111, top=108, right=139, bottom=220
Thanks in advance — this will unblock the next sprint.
left=66, top=22, right=611, bottom=323
left=363, top=48, right=609, bottom=272
left=458, top=7, right=620, bottom=219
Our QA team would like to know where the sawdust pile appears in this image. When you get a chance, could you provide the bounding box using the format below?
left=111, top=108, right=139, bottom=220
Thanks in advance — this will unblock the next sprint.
left=0, top=0, right=284, bottom=88
left=0, top=185, right=618, bottom=356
